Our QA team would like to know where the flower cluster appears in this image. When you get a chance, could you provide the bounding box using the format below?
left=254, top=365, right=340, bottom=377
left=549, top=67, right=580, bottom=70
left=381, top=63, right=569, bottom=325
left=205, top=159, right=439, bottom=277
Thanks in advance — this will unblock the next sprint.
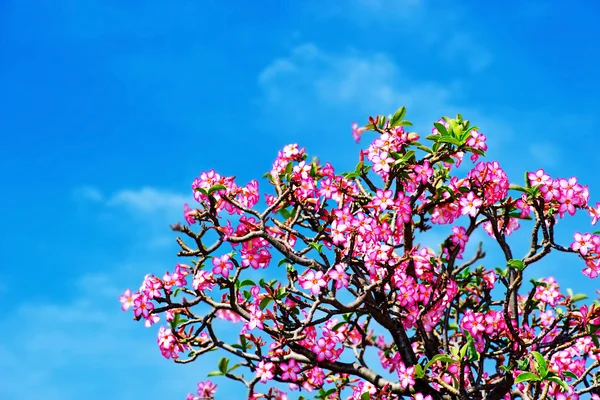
left=119, top=109, right=600, bottom=400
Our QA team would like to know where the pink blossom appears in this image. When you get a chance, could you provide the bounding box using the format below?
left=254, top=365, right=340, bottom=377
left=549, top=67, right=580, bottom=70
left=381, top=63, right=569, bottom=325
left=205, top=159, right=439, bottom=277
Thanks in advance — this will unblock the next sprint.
left=183, top=203, right=197, bottom=225
left=256, top=360, right=275, bottom=383
left=328, top=263, right=349, bottom=289
left=299, top=270, right=328, bottom=295
left=373, top=189, right=395, bottom=211
left=397, top=362, right=416, bottom=389
left=528, top=169, right=551, bottom=187
left=212, top=254, right=234, bottom=278
left=279, top=359, right=300, bottom=381
left=196, top=380, right=217, bottom=398
left=460, top=192, right=483, bottom=217
left=119, top=289, right=138, bottom=311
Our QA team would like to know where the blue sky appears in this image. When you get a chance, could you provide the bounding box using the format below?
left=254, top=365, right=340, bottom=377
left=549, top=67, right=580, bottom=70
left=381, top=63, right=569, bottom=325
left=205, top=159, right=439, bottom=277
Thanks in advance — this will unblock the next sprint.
left=1, top=0, right=600, bottom=399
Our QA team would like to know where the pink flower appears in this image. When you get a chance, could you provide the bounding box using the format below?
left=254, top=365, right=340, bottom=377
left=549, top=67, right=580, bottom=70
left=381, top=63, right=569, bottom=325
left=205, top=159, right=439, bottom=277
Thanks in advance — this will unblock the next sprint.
left=133, top=295, right=154, bottom=319
left=279, top=359, right=300, bottom=381
left=460, top=192, right=483, bottom=217
left=373, top=189, right=395, bottom=211
left=397, top=362, right=415, bottom=389
left=528, top=169, right=551, bottom=187
left=589, top=202, right=600, bottom=225
left=197, top=380, right=217, bottom=398
left=556, top=388, right=579, bottom=400
left=414, top=394, right=433, bottom=400
left=192, top=270, right=216, bottom=292
left=312, top=337, right=335, bottom=362
left=372, top=152, right=394, bottom=175
left=212, top=254, right=233, bottom=278
left=119, top=289, right=137, bottom=311
left=328, top=263, right=349, bottom=289
left=183, top=203, right=197, bottom=225
left=299, top=270, right=328, bottom=295
left=413, top=160, right=433, bottom=184
left=571, top=232, right=594, bottom=256
left=256, top=360, right=275, bottom=383
left=351, top=122, right=366, bottom=143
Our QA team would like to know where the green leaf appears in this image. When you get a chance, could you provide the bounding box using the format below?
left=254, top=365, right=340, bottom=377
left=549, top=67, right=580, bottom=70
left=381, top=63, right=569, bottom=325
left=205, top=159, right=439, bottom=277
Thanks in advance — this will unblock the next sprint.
left=413, top=143, right=433, bottom=153
left=278, top=258, right=290, bottom=267
left=259, top=297, right=273, bottom=310
left=433, top=122, right=449, bottom=136
left=208, top=184, right=227, bottom=195
left=531, top=351, right=547, bottom=378
left=515, top=372, right=541, bottom=383
left=354, top=161, right=365, bottom=173
left=464, top=146, right=486, bottom=156
left=237, top=279, right=256, bottom=289
left=592, top=333, right=600, bottom=348
left=361, top=392, right=371, bottom=400
left=278, top=207, right=291, bottom=220
left=546, top=375, right=569, bottom=391
left=571, top=293, right=588, bottom=303
left=218, top=357, right=229, bottom=374
left=509, top=184, right=528, bottom=193
left=207, top=371, right=223, bottom=377
left=343, top=172, right=361, bottom=179
left=332, top=321, right=346, bottom=331
left=308, top=242, right=324, bottom=253
left=194, top=187, right=208, bottom=196
left=459, top=342, right=468, bottom=360
left=563, top=371, right=578, bottom=380
left=507, top=259, right=526, bottom=271
left=436, top=136, right=461, bottom=146
left=389, top=106, right=407, bottom=127
left=465, top=332, right=480, bottom=361
left=413, top=364, right=424, bottom=378
left=275, top=288, right=287, bottom=300
left=425, top=354, right=457, bottom=371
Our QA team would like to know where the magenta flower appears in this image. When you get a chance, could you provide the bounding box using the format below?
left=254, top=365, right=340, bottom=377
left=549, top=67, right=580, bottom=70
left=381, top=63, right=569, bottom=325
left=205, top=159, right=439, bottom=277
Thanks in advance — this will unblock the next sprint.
left=119, top=289, right=137, bottom=311
left=256, top=360, right=275, bottom=383
left=299, top=270, right=328, bottom=295
left=460, top=192, right=483, bottom=217
left=528, top=169, right=551, bottom=187
left=279, top=359, right=300, bottom=381
left=212, top=254, right=233, bottom=278
left=397, top=361, right=415, bottom=389
left=373, top=189, right=395, bottom=211
left=197, top=380, right=217, bottom=398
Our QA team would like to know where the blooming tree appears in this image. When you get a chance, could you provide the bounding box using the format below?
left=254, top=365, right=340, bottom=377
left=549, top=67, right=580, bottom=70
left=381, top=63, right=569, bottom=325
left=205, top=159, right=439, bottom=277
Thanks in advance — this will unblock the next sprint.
left=121, top=107, right=600, bottom=400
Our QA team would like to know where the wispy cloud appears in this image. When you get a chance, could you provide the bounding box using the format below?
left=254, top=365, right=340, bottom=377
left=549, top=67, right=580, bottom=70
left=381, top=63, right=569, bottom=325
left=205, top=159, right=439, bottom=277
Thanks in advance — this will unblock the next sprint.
left=0, top=272, right=201, bottom=400
left=74, top=186, right=190, bottom=214
left=318, top=0, right=493, bottom=73
left=529, top=142, right=560, bottom=168
left=257, top=43, right=462, bottom=132
left=107, top=187, right=190, bottom=212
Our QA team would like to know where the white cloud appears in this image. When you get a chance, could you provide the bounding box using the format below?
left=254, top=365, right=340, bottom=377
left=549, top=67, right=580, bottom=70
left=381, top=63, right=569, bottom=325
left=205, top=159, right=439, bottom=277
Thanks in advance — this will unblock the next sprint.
left=73, top=186, right=192, bottom=250
left=107, top=187, right=190, bottom=213
left=318, top=0, right=492, bottom=73
left=0, top=271, right=207, bottom=400
left=529, top=142, right=560, bottom=167
left=256, top=42, right=511, bottom=157
left=72, top=185, right=105, bottom=202
left=442, top=32, right=494, bottom=73
left=74, top=186, right=190, bottom=214
left=258, top=43, right=463, bottom=131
